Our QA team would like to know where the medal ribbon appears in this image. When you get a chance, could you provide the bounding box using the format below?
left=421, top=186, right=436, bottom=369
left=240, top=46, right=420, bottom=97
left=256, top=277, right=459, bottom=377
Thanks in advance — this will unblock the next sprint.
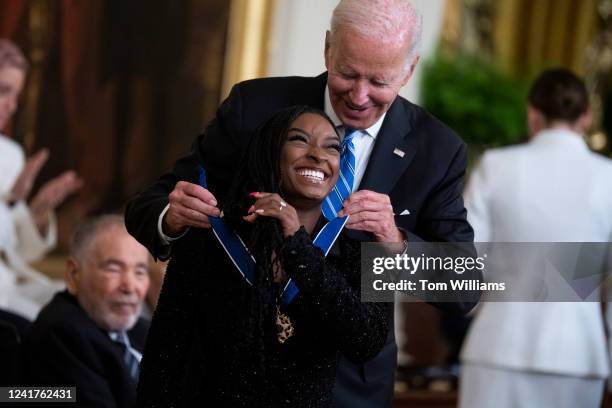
left=198, top=166, right=348, bottom=309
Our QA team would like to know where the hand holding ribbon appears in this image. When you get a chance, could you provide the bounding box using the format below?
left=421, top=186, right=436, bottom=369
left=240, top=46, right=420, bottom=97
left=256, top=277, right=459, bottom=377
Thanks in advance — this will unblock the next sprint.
left=338, top=190, right=403, bottom=243
left=164, top=181, right=221, bottom=236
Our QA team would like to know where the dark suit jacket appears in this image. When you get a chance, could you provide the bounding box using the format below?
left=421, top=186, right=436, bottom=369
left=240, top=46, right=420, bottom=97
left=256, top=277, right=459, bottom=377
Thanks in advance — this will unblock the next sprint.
left=125, top=73, right=476, bottom=407
left=20, top=291, right=149, bottom=408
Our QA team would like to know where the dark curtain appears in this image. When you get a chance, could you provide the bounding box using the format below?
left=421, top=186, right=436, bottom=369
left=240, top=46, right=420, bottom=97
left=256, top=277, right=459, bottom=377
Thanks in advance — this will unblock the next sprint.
left=1, top=0, right=230, bottom=250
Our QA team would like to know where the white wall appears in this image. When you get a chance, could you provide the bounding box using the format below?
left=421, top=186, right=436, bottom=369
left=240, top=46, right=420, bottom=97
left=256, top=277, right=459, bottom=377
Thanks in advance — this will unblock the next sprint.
left=266, top=0, right=446, bottom=104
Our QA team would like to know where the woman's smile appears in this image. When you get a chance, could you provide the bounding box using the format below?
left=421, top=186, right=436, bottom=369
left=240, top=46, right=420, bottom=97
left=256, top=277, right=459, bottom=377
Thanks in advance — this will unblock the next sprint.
left=295, top=167, right=329, bottom=184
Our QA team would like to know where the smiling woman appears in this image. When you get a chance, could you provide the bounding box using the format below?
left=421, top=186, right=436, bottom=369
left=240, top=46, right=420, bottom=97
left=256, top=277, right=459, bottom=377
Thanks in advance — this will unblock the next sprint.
left=137, top=106, right=388, bottom=407
left=224, top=106, right=341, bottom=237
left=280, top=112, right=340, bottom=205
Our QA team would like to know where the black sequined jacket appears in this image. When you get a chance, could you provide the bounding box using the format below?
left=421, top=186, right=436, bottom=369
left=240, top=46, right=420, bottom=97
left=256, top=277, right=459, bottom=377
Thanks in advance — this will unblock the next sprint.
left=137, top=227, right=387, bottom=408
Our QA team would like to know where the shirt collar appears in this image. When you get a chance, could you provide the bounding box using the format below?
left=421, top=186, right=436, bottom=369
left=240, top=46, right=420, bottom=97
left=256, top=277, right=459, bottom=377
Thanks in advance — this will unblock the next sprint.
left=324, top=86, right=386, bottom=139
left=530, top=127, right=588, bottom=151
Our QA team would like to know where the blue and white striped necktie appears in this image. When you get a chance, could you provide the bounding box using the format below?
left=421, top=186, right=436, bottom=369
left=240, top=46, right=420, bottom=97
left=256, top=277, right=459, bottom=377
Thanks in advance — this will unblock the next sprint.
left=322, top=128, right=357, bottom=220
left=110, top=331, right=141, bottom=383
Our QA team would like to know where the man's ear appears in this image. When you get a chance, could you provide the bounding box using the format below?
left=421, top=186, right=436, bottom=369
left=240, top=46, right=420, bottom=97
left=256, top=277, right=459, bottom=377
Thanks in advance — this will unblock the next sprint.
left=324, top=31, right=332, bottom=70
left=65, top=258, right=81, bottom=296
left=401, top=55, right=420, bottom=86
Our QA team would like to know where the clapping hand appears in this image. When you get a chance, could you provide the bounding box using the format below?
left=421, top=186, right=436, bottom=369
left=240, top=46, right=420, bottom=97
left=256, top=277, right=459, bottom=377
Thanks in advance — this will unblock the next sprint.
left=10, top=148, right=49, bottom=202
left=30, top=170, right=84, bottom=234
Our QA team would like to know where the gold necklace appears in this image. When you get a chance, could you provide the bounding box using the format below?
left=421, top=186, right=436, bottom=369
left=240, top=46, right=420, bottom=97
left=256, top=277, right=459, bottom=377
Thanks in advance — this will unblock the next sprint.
left=275, top=304, right=294, bottom=344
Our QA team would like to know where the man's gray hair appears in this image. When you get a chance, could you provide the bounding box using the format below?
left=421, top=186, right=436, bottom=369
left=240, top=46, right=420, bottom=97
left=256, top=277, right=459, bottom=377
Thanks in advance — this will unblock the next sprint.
left=0, top=39, right=28, bottom=72
left=330, top=0, right=423, bottom=67
left=70, top=214, right=127, bottom=262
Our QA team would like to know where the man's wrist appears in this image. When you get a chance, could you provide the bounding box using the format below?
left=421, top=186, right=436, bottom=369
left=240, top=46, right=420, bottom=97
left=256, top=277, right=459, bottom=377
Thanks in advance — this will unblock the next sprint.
left=158, top=204, right=188, bottom=244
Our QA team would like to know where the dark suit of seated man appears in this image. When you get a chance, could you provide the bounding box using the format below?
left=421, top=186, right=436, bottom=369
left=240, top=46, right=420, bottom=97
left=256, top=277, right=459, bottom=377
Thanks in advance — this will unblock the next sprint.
left=21, top=215, right=150, bottom=408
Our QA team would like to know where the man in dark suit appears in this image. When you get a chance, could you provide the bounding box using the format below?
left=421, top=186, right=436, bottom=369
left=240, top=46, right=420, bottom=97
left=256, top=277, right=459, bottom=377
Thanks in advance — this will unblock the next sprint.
left=21, top=215, right=150, bottom=408
left=126, top=0, right=476, bottom=406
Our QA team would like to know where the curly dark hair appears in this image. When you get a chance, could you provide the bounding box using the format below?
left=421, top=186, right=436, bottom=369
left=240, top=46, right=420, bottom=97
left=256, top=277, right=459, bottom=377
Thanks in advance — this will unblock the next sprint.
left=221, top=105, right=337, bottom=397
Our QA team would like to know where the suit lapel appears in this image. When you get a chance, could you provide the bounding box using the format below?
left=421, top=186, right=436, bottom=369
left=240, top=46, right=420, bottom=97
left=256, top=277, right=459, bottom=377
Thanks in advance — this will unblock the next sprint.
left=359, top=98, right=417, bottom=195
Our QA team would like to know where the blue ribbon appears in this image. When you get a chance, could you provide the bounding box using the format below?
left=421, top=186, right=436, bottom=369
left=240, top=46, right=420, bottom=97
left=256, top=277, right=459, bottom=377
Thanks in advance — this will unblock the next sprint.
left=198, top=167, right=256, bottom=284
left=198, top=166, right=347, bottom=309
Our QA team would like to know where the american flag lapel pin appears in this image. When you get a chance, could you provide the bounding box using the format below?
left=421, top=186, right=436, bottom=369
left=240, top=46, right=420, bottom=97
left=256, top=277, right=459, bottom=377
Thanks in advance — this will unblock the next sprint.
left=393, top=148, right=405, bottom=158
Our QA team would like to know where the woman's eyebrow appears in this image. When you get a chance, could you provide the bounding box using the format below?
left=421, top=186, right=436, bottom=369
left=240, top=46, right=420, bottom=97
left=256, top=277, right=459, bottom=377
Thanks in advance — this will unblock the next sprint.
left=288, top=127, right=310, bottom=136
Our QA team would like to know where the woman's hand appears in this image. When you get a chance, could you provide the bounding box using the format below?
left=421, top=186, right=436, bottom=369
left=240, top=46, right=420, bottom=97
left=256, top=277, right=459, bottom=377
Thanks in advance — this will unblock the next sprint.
left=29, top=170, right=83, bottom=235
left=242, top=192, right=300, bottom=237
left=10, top=149, right=49, bottom=202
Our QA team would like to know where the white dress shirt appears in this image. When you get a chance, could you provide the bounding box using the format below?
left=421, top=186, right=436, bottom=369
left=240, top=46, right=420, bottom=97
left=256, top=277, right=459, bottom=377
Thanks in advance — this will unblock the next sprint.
left=323, top=86, right=385, bottom=190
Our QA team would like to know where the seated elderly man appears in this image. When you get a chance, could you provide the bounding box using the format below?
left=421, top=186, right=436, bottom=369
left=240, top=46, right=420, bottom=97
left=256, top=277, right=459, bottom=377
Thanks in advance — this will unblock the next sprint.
left=21, top=215, right=150, bottom=408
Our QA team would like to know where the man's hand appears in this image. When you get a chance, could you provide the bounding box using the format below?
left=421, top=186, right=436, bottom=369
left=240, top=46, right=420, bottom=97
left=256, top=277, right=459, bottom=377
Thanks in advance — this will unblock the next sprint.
left=30, top=170, right=84, bottom=234
left=163, top=181, right=221, bottom=236
left=10, top=149, right=49, bottom=202
left=338, top=190, right=403, bottom=243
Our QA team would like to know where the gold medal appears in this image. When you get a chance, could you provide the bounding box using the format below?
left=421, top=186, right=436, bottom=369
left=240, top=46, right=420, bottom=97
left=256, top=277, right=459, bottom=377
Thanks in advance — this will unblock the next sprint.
left=276, top=305, right=294, bottom=344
